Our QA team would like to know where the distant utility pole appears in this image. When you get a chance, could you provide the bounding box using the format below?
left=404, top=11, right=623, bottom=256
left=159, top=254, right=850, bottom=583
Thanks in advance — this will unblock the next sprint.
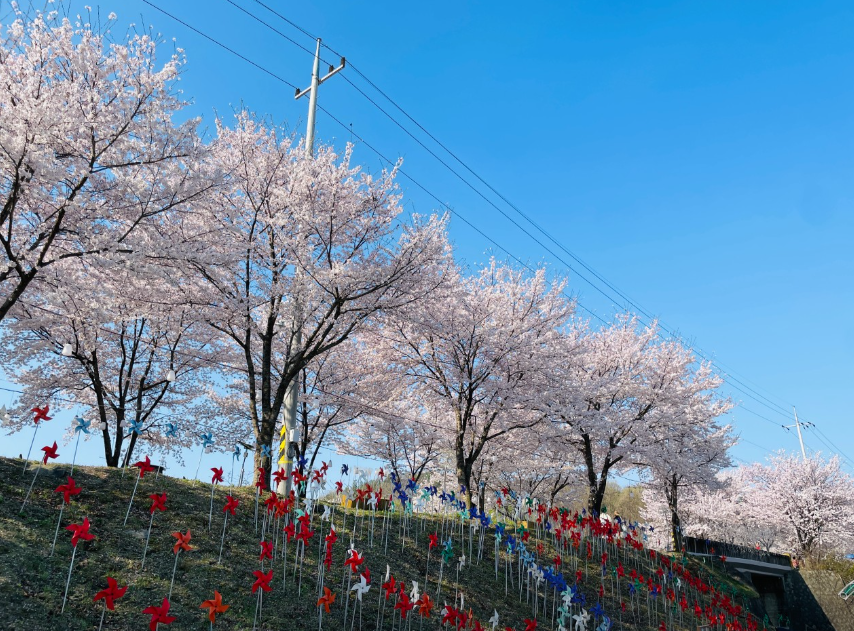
left=784, top=406, right=807, bottom=459
left=279, top=39, right=345, bottom=498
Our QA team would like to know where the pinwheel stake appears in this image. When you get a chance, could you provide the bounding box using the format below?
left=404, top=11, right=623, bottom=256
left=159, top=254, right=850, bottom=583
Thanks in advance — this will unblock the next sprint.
left=62, top=517, right=94, bottom=612
left=23, top=405, right=51, bottom=474
left=425, top=532, right=437, bottom=594
left=230, top=445, right=240, bottom=485
left=141, top=493, right=167, bottom=570
left=209, top=467, right=224, bottom=530
left=124, top=456, right=155, bottom=526
left=70, top=416, right=91, bottom=476
left=169, top=530, right=193, bottom=599
left=21, top=442, right=59, bottom=513
left=350, top=573, right=371, bottom=631
left=193, top=432, right=215, bottom=485
left=218, top=495, right=239, bottom=564
left=251, top=569, right=273, bottom=630
left=157, top=422, right=179, bottom=481
left=93, top=577, right=128, bottom=631
left=51, top=476, right=81, bottom=556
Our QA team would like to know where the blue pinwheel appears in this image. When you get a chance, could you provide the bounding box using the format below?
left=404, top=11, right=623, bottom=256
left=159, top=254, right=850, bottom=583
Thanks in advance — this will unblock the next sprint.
left=297, top=455, right=308, bottom=470
left=125, top=418, right=144, bottom=436
left=261, top=444, right=272, bottom=458
left=341, top=464, right=349, bottom=476
left=406, top=478, right=417, bottom=492
left=193, top=432, right=214, bottom=484
left=590, top=602, right=604, bottom=618
left=73, top=416, right=91, bottom=434
left=69, top=416, right=91, bottom=475
left=165, top=422, right=179, bottom=438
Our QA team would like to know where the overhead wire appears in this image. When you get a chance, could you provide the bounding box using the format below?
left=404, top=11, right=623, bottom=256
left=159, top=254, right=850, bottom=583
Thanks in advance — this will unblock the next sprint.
left=116, top=1, right=848, bottom=465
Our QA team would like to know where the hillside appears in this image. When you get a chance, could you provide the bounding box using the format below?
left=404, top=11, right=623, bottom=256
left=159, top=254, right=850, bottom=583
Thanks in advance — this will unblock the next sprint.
left=0, top=456, right=759, bottom=630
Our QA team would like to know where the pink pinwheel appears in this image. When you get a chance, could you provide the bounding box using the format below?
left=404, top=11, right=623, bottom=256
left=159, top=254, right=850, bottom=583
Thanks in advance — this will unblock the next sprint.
left=50, top=477, right=82, bottom=555
left=62, top=517, right=95, bottom=612
left=143, top=598, right=176, bottom=630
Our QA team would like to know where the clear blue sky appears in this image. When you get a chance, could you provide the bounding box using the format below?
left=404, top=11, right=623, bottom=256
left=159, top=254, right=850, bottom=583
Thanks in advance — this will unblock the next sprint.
left=1, top=0, right=853, bottom=476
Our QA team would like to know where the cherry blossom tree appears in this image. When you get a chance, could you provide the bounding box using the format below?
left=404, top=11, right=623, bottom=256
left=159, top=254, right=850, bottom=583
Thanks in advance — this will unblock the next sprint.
left=740, top=452, right=854, bottom=557
left=0, top=259, right=220, bottom=467
left=188, top=113, right=449, bottom=487
left=543, top=318, right=729, bottom=516
left=367, top=261, right=572, bottom=508
left=0, top=8, right=207, bottom=322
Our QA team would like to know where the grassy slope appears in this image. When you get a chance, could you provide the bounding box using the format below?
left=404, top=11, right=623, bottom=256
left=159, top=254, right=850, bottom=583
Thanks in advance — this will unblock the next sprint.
left=0, top=456, right=757, bottom=630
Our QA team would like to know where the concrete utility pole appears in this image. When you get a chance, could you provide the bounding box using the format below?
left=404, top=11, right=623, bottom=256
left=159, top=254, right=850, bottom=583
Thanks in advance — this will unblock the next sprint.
left=279, top=39, right=345, bottom=498
left=784, top=406, right=807, bottom=459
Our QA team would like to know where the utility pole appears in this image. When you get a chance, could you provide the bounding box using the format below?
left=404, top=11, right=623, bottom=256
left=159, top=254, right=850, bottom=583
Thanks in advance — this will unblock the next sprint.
left=279, top=39, right=345, bottom=498
left=784, top=406, right=807, bottom=459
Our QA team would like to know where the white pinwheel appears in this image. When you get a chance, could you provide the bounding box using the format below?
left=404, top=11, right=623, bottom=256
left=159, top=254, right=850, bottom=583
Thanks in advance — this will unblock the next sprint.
left=458, top=554, right=466, bottom=571
left=409, top=580, right=419, bottom=601
left=351, top=574, right=370, bottom=601
left=321, top=505, right=332, bottom=522
left=489, top=609, right=499, bottom=630
left=573, top=608, right=590, bottom=631
left=368, top=494, right=379, bottom=510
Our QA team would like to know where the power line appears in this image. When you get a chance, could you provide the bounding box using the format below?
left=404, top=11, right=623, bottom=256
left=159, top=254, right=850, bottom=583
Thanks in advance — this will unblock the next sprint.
left=134, top=0, right=848, bottom=464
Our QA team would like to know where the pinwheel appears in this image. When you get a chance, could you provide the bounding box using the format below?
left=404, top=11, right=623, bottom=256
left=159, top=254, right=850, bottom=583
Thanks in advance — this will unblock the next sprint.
left=415, top=592, right=434, bottom=622
left=218, top=495, right=239, bottom=564
left=69, top=415, right=91, bottom=475
left=193, top=432, right=215, bottom=485
left=259, top=539, right=274, bottom=567
left=489, top=609, right=500, bottom=631
left=141, top=493, right=167, bottom=570
left=143, top=598, right=176, bottom=631
left=94, top=577, right=128, bottom=631
left=441, top=604, right=459, bottom=627
left=437, top=538, right=453, bottom=596
left=208, top=466, right=224, bottom=529
left=254, top=466, right=268, bottom=530
left=317, top=585, right=336, bottom=631
left=350, top=573, right=371, bottom=631
left=251, top=569, right=273, bottom=630
left=62, top=517, right=94, bottom=612
left=124, top=456, right=156, bottom=526
left=20, top=441, right=59, bottom=513
left=200, top=590, right=229, bottom=628
left=168, top=530, right=193, bottom=599
left=50, top=476, right=81, bottom=555
left=23, top=405, right=51, bottom=473
left=573, top=608, right=590, bottom=631
left=395, top=590, right=414, bottom=625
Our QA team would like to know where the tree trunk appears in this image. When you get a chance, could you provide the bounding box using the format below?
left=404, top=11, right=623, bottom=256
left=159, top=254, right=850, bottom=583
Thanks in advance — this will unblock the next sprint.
left=581, top=432, right=610, bottom=515
left=667, top=476, right=683, bottom=552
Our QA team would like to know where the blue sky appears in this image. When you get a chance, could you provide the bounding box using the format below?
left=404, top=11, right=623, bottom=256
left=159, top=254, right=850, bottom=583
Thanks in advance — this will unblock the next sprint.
left=1, top=0, right=853, bottom=477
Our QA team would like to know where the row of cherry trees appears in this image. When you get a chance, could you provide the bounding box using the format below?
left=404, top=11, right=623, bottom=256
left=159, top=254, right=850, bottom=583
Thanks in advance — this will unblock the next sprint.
left=642, top=453, right=854, bottom=557
left=1, top=9, right=743, bottom=545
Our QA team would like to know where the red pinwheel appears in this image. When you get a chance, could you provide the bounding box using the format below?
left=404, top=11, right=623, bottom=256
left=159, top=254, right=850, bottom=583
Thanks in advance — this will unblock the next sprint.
left=273, top=467, right=287, bottom=486
left=395, top=592, right=414, bottom=619
left=62, top=517, right=94, bottom=612
left=264, top=492, right=279, bottom=513
left=172, top=529, right=193, bottom=554
left=292, top=468, right=307, bottom=485
left=200, top=590, right=230, bottom=623
left=335, top=481, right=343, bottom=494
left=524, top=618, right=538, bottom=631
left=428, top=532, right=438, bottom=550
left=55, top=477, right=81, bottom=504
left=255, top=467, right=268, bottom=491
left=32, top=405, right=51, bottom=423
left=259, top=540, right=274, bottom=561
left=143, top=598, right=176, bottom=630
left=41, top=441, right=59, bottom=464
left=473, top=620, right=485, bottom=631
left=93, top=576, right=128, bottom=610
left=317, top=586, right=336, bottom=613
left=210, top=466, right=224, bottom=484
left=382, top=575, right=396, bottom=600
left=223, top=495, right=239, bottom=515
left=251, top=569, right=273, bottom=593
left=442, top=605, right=459, bottom=626
left=416, top=593, right=433, bottom=617
left=296, top=522, right=314, bottom=545
left=67, top=517, right=95, bottom=547
left=344, top=549, right=364, bottom=573
left=284, top=522, right=296, bottom=542
left=134, top=456, right=155, bottom=478
left=149, top=492, right=167, bottom=514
